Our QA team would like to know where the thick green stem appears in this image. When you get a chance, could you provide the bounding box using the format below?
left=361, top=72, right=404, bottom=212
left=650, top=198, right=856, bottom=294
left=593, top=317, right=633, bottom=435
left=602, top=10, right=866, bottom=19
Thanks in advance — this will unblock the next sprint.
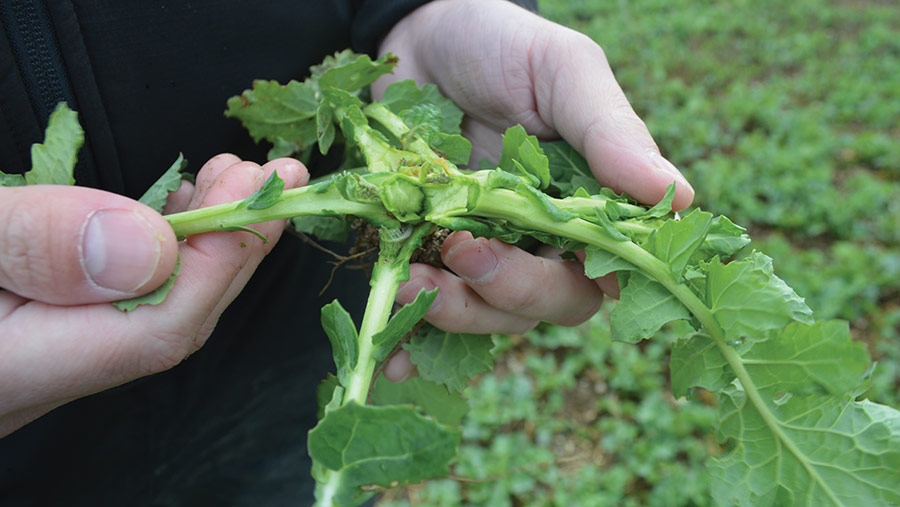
left=317, top=261, right=400, bottom=507
left=342, top=223, right=434, bottom=404
left=316, top=224, right=433, bottom=507
left=343, top=258, right=403, bottom=404
left=164, top=182, right=395, bottom=238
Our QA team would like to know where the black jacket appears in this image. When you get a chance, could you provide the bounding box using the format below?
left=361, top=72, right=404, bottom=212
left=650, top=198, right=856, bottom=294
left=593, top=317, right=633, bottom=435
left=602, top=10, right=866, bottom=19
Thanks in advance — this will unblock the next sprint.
left=0, top=1, right=535, bottom=506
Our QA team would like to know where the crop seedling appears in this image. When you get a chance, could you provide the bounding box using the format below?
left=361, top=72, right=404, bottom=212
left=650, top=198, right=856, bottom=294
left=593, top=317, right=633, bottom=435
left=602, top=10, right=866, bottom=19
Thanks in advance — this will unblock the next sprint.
left=3, top=51, right=899, bottom=506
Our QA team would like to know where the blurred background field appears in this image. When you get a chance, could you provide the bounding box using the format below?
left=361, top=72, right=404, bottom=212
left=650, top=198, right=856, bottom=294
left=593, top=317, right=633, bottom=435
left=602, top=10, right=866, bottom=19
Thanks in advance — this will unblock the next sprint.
left=380, top=0, right=900, bottom=504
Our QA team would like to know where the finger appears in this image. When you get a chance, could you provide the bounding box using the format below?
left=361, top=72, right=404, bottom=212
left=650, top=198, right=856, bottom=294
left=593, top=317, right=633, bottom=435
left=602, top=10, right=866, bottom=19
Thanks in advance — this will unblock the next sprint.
left=187, top=153, right=242, bottom=210
left=0, top=160, right=309, bottom=425
left=0, top=186, right=178, bottom=305
left=396, top=263, right=538, bottom=334
left=460, top=116, right=503, bottom=168
left=384, top=349, right=414, bottom=383
left=440, top=232, right=604, bottom=326
left=595, top=273, right=620, bottom=299
left=531, top=28, right=694, bottom=210
left=188, top=158, right=308, bottom=346
left=161, top=179, right=195, bottom=215
left=251, top=157, right=310, bottom=253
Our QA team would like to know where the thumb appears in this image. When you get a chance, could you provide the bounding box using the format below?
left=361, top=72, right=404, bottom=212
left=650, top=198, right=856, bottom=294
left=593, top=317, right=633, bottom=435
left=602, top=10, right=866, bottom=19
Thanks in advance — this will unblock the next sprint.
left=535, top=28, right=695, bottom=210
left=0, top=186, right=178, bottom=305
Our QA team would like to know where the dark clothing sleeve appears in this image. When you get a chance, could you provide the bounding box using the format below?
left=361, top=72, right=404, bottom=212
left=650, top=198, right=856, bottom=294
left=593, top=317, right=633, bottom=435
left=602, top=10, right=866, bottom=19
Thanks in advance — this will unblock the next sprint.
left=351, top=0, right=432, bottom=55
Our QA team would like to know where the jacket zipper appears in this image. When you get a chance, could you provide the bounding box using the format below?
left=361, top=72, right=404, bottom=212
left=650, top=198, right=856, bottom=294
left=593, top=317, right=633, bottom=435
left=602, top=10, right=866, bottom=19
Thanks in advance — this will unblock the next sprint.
left=0, top=0, right=100, bottom=186
left=0, top=0, right=74, bottom=129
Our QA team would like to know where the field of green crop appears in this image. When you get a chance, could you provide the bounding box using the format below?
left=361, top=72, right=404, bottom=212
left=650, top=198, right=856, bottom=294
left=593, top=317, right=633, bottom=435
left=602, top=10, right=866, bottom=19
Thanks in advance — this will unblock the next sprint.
left=380, top=1, right=900, bottom=504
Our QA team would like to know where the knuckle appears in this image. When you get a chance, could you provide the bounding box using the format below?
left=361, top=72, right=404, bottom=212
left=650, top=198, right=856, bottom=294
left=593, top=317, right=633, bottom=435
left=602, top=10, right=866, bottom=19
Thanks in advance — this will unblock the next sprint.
left=491, top=256, right=553, bottom=313
left=195, top=154, right=241, bottom=185
left=497, top=286, right=541, bottom=313
left=228, top=161, right=264, bottom=174
left=568, top=30, right=606, bottom=63
left=0, top=205, right=51, bottom=293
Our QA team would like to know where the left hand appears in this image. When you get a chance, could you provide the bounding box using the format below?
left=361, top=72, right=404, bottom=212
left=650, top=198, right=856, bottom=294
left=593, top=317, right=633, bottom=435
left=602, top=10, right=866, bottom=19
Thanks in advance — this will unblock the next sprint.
left=372, top=0, right=694, bottom=376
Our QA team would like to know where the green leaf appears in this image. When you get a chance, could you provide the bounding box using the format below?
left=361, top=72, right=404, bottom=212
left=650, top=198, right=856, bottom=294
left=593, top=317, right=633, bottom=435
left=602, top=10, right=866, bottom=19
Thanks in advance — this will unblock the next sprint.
left=697, top=215, right=751, bottom=259
left=317, top=53, right=397, bottom=93
left=266, top=137, right=302, bottom=160
left=0, top=171, right=26, bottom=187
left=428, top=131, right=471, bottom=165
left=497, top=125, right=550, bottom=189
left=139, top=153, right=187, bottom=213
left=316, top=374, right=341, bottom=420
left=670, top=333, right=733, bottom=397
left=610, top=271, right=691, bottom=343
left=381, top=80, right=464, bottom=135
left=371, top=288, right=438, bottom=362
left=515, top=183, right=577, bottom=223
left=404, top=325, right=494, bottom=393
left=646, top=209, right=713, bottom=279
left=371, top=374, right=468, bottom=426
left=291, top=215, right=350, bottom=243
left=400, top=103, right=443, bottom=139
left=308, top=49, right=359, bottom=79
left=112, top=255, right=181, bottom=311
left=225, top=79, right=318, bottom=150
left=583, top=246, right=637, bottom=278
left=321, top=300, right=359, bottom=387
left=709, top=386, right=900, bottom=506
left=380, top=79, right=422, bottom=112
left=420, top=84, right=464, bottom=135
left=316, top=103, right=336, bottom=155
left=705, top=251, right=814, bottom=342
left=542, top=140, right=603, bottom=197
left=392, top=102, right=471, bottom=165
left=590, top=203, right=631, bottom=242
left=26, top=102, right=83, bottom=186
left=242, top=171, right=285, bottom=210
left=643, top=183, right=676, bottom=218
left=741, top=320, right=870, bottom=396
left=308, top=401, right=461, bottom=505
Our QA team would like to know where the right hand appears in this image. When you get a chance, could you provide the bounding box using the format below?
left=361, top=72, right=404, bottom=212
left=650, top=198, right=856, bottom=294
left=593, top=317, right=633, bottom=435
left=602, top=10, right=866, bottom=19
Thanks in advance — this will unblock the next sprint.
left=0, top=154, right=307, bottom=437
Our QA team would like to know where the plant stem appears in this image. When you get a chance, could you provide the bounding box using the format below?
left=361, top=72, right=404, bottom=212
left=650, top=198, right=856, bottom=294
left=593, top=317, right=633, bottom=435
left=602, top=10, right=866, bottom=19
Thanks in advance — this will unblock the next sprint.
left=316, top=223, right=433, bottom=507
left=470, top=188, right=834, bottom=494
left=344, top=256, right=403, bottom=404
left=364, top=103, right=449, bottom=167
left=164, top=182, right=395, bottom=237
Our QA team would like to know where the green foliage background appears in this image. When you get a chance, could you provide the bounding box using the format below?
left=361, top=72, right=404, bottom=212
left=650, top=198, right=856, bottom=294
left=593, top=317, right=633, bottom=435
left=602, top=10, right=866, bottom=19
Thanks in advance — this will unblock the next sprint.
left=380, top=0, right=900, bottom=504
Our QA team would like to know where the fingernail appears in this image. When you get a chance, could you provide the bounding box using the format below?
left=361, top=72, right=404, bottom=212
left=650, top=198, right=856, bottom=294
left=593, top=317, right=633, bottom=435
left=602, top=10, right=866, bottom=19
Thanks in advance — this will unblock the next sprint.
left=445, top=239, right=498, bottom=283
left=396, top=277, right=439, bottom=314
left=647, top=150, right=694, bottom=194
left=80, top=210, right=162, bottom=294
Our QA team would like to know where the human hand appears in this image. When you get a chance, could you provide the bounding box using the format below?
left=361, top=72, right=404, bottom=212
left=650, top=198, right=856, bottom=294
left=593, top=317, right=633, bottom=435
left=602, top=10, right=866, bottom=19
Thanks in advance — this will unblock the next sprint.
left=0, top=155, right=307, bottom=436
left=373, top=0, right=692, bottom=360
